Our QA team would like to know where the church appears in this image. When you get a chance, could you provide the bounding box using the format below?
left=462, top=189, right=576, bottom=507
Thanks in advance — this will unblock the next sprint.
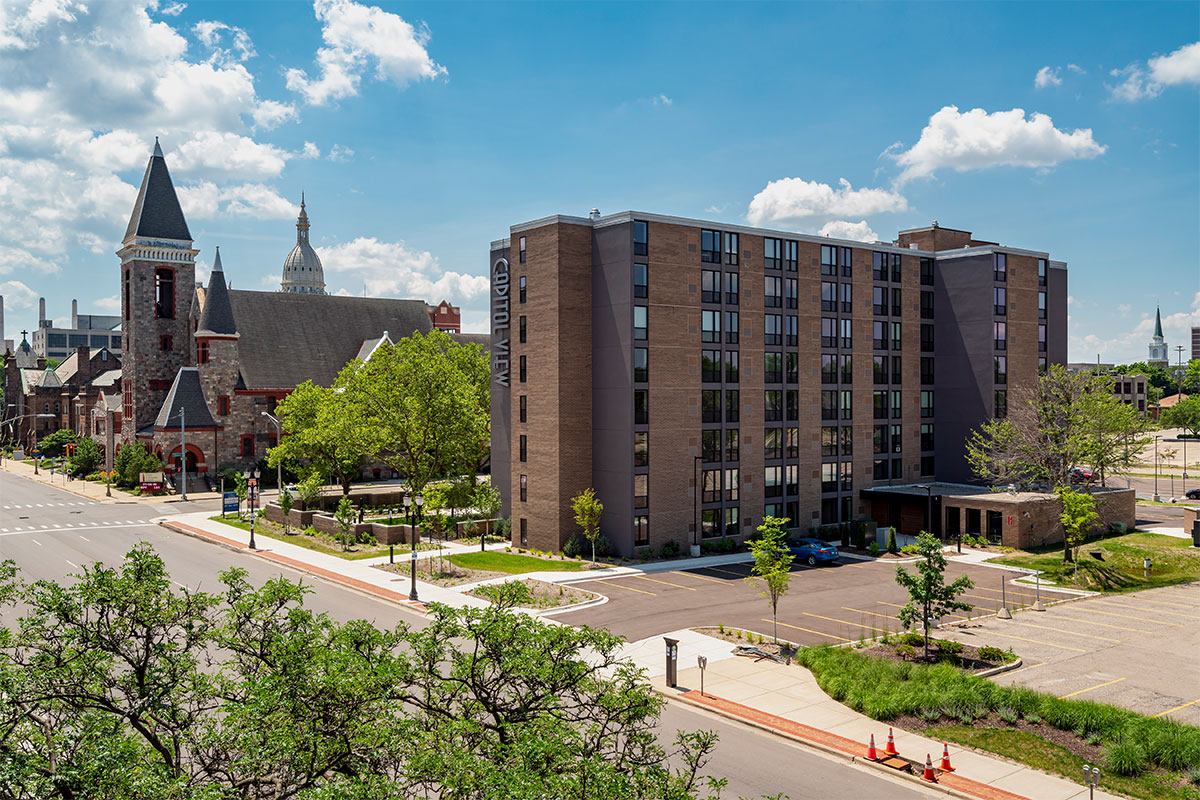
left=111, top=141, right=483, bottom=487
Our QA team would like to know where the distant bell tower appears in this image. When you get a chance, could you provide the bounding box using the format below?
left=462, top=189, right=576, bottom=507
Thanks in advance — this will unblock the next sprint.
left=281, top=193, right=327, bottom=294
left=116, top=138, right=198, bottom=440
left=1148, top=305, right=1169, bottom=367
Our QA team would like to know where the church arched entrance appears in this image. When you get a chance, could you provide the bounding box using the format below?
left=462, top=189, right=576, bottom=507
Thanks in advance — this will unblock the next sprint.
left=168, top=443, right=206, bottom=474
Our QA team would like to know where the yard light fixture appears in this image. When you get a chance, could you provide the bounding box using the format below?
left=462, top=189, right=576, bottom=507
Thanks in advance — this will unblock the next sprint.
left=407, top=492, right=423, bottom=602
left=245, top=467, right=259, bottom=550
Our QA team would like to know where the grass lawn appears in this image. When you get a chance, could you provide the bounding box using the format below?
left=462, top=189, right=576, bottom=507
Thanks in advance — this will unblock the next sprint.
left=930, top=726, right=1200, bottom=800
left=447, top=551, right=592, bottom=575
left=210, top=516, right=398, bottom=561
left=987, top=532, right=1200, bottom=592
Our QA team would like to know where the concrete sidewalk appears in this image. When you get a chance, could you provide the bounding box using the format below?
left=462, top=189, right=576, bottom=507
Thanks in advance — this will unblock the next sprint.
left=629, top=633, right=1124, bottom=800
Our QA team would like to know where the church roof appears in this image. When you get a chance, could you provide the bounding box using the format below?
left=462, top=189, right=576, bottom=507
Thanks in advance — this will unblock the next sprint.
left=123, top=139, right=192, bottom=243
left=223, top=291, right=434, bottom=388
left=196, top=248, right=238, bottom=336
left=154, top=368, right=218, bottom=430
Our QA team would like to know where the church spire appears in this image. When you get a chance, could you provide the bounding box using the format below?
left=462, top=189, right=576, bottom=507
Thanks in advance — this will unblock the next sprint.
left=124, top=139, right=191, bottom=242
left=1154, top=305, right=1163, bottom=339
left=197, top=247, right=238, bottom=336
left=296, top=193, right=310, bottom=245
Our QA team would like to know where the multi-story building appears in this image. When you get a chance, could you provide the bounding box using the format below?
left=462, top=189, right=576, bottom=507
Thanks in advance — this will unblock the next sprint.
left=30, top=298, right=122, bottom=362
left=1191, top=325, right=1199, bottom=362
left=489, top=214, right=1066, bottom=556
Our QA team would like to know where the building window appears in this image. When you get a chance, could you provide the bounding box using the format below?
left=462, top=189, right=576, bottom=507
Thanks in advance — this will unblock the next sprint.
left=786, top=427, right=799, bottom=459
left=891, top=390, right=902, bottom=419
left=891, top=254, right=902, bottom=282
left=725, top=311, right=739, bottom=345
left=783, top=352, right=797, bottom=384
left=840, top=283, right=853, bottom=313
left=765, top=466, right=782, bottom=497
left=702, top=350, right=721, bottom=383
left=702, top=469, right=721, bottom=503
left=634, top=263, right=648, bottom=299
left=124, top=269, right=131, bottom=319
left=724, top=232, right=739, bottom=266
left=217, top=396, right=230, bottom=416
left=519, top=236, right=526, bottom=264
left=197, top=340, right=209, bottom=363
left=1038, top=291, right=1046, bottom=319
left=518, top=275, right=526, bottom=304
left=1038, top=356, right=1048, bottom=375
left=155, top=268, right=175, bottom=319
left=701, top=229, right=720, bottom=263
left=891, top=287, right=903, bottom=316
left=724, top=506, right=739, bottom=536
left=873, top=355, right=888, bottom=385
left=702, top=429, right=720, bottom=462
left=764, top=352, right=781, bottom=384
left=920, top=390, right=935, bottom=418
left=840, top=390, right=853, bottom=420
left=889, top=423, right=902, bottom=454
left=994, top=356, right=1007, bottom=385
left=764, top=237, right=781, bottom=270
left=840, top=461, right=853, bottom=491
left=872, top=252, right=887, bottom=281
left=821, top=354, right=837, bottom=384
left=840, top=426, right=853, bottom=456
left=1038, top=258, right=1047, bottom=286
left=786, top=389, right=798, bottom=421
left=820, top=245, right=837, bottom=276
left=994, top=252, right=1007, bottom=282
left=784, top=240, right=797, bottom=271
left=633, top=220, right=648, bottom=256
left=724, top=351, right=739, bottom=383
left=765, top=275, right=782, bottom=308
left=995, top=390, right=1008, bottom=418
left=519, top=435, right=527, bottom=462
left=702, top=310, right=720, bottom=343
left=160, top=335, right=173, bottom=352
left=872, top=286, right=887, bottom=316
left=765, top=428, right=782, bottom=459
left=766, top=314, right=783, bottom=346
left=920, top=291, right=934, bottom=320
left=519, top=518, right=528, bottom=547
left=821, top=282, right=837, bottom=312
left=519, top=395, right=527, bottom=422
left=821, top=427, right=837, bottom=457
left=920, top=258, right=934, bottom=286
left=890, top=322, right=902, bottom=351
left=725, top=389, right=739, bottom=422
left=634, top=514, right=649, bottom=545
left=624, top=348, right=646, bottom=386
left=994, top=286, right=1007, bottom=316
left=921, top=455, right=935, bottom=476
left=634, top=390, right=649, bottom=425
left=921, top=357, right=934, bottom=385
left=891, top=458, right=903, bottom=480
left=701, top=508, right=721, bottom=538
left=725, top=272, right=739, bottom=305
left=519, top=315, right=527, bottom=344
left=725, top=428, right=739, bottom=461
left=921, top=423, right=934, bottom=451
left=520, top=474, right=527, bottom=502
left=873, top=393, right=887, bottom=421
left=818, top=390, right=835, bottom=421
left=634, top=431, right=648, bottom=466
left=634, top=475, right=648, bottom=509
left=702, top=390, right=721, bottom=423
left=994, top=321, right=1007, bottom=351
left=1039, top=324, right=1047, bottom=353
left=766, top=390, right=784, bottom=422
left=891, top=355, right=902, bottom=385
left=633, top=306, right=648, bottom=340
left=920, top=324, right=934, bottom=353
left=702, top=270, right=720, bottom=303
left=873, top=321, right=887, bottom=350
left=785, top=277, right=797, bottom=309
left=821, top=317, right=837, bottom=348
left=873, top=424, right=888, bottom=455
left=519, top=355, right=527, bottom=382
left=241, top=435, right=254, bottom=458
left=821, top=462, right=837, bottom=493
left=840, top=355, right=853, bottom=384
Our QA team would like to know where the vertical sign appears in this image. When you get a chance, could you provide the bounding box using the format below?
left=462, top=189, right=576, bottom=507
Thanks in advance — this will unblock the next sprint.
left=491, top=258, right=510, bottom=386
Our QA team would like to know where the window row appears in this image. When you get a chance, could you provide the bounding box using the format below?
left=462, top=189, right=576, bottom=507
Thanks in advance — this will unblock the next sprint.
left=766, top=389, right=803, bottom=422
left=701, top=506, right=740, bottom=538
left=701, top=350, right=739, bottom=383
left=762, top=238, right=799, bottom=271
left=701, top=230, right=739, bottom=265
left=701, top=429, right=740, bottom=462
left=818, top=390, right=853, bottom=421
left=819, top=317, right=852, bottom=349
left=820, top=461, right=853, bottom=493
left=763, top=352, right=799, bottom=384
left=763, top=427, right=800, bottom=460
left=821, top=245, right=853, bottom=276
left=820, top=354, right=854, bottom=384
left=767, top=314, right=801, bottom=346
left=764, top=464, right=800, bottom=497
left=765, top=275, right=798, bottom=308
left=820, top=426, right=854, bottom=457
left=701, top=469, right=740, bottom=503
left=701, top=270, right=738, bottom=304
left=701, top=310, right=740, bottom=343
left=702, top=390, right=741, bottom=423
left=820, top=282, right=853, bottom=313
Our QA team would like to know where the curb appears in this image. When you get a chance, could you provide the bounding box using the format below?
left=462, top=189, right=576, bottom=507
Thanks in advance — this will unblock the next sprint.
left=665, top=687, right=1030, bottom=800
left=973, top=657, right=1024, bottom=679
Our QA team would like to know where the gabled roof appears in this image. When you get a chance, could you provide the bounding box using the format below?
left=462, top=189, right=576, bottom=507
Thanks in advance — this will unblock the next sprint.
left=196, top=247, right=238, bottom=336
left=123, top=139, right=191, bottom=243
left=91, top=369, right=122, bottom=388
left=38, top=365, right=62, bottom=389
left=54, top=352, right=81, bottom=383
left=154, top=368, right=218, bottom=430
left=354, top=332, right=392, bottom=362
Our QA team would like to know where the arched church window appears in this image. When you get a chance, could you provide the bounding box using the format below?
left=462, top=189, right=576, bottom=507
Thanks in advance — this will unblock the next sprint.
left=155, top=268, right=175, bottom=319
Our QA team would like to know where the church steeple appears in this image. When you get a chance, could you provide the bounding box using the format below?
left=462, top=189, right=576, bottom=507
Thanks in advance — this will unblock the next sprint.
left=124, top=137, right=191, bottom=243
left=197, top=247, right=238, bottom=337
left=1154, top=306, right=1164, bottom=339
left=1148, top=304, right=1168, bottom=366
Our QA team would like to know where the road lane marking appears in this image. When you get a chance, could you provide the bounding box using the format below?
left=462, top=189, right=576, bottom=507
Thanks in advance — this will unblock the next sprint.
left=1050, top=614, right=1149, bottom=634
left=1153, top=698, right=1200, bottom=718
left=1076, top=607, right=1181, bottom=626
left=35, top=504, right=43, bottom=507
left=969, top=631, right=1086, bottom=652
left=769, top=619, right=850, bottom=642
left=595, top=580, right=655, bottom=596
left=1094, top=600, right=1200, bottom=620
left=39, top=525, right=47, bottom=529
left=31, top=539, right=42, bottom=547
left=1007, top=621, right=1120, bottom=642
left=1060, top=677, right=1127, bottom=699
left=52, top=524, right=61, bottom=528
left=79, top=536, right=90, bottom=542
left=676, top=571, right=734, bottom=586
left=633, top=575, right=696, bottom=591
left=65, top=560, right=79, bottom=569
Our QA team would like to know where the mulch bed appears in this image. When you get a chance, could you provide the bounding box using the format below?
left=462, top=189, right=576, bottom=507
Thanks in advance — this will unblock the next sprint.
left=894, top=712, right=1104, bottom=762
left=466, top=578, right=598, bottom=610
left=375, top=561, right=507, bottom=587
left=693, top=626, right=801, bottom=661
left=859, top=641, right=1016, bottom=673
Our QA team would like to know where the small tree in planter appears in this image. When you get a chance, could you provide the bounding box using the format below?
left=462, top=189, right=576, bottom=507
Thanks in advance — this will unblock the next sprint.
left=894, top=532, right=974, bottom=660
left=278, top=484, right=294, bottom=535
left=295, top=473, right=323, bottom=511
left=1056, top=486, right=1100, bottom=579
left=334, top=495, right=355, bottom=552
left=745, top=516, right=793, bottom=644
left=571, top=488, right=604, bottom=567
left=473, top=481, right=502, bottom=552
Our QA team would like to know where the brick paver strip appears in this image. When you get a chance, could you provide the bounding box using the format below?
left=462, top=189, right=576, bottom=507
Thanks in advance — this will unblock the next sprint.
left=679, top=690, right=1032, bottom=800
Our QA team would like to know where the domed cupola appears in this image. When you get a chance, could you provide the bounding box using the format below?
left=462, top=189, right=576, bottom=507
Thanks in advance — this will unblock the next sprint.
left=281, top=193, right=327, bottom=295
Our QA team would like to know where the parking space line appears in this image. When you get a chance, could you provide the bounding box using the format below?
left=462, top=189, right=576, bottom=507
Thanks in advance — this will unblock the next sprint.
left=970, top=586, right=1040, bottom=602
left=595, top=580, right=655, bottom=596
left=699, top=566, right=750, bottom=579
left=1059, top=677, right=1126, bottom=699
left=842, top=606, right=898, bottom=622
left=633, top=575, right=696, bottom=591
left=1152, top=698, right=1200, bottom=718
left=1077, top=607, right=1181, bottom=626
left=769, top=619, right=849, bottom=642
left=876, top=600, right=968, bottom=621
left=1094, top=600, right=1200, bottom=620
left=801, top=611, right=881, bottom=632
left=968, top=631, right=1087, bottom=652
left=1124, top=596, right=1200, bottom=610
left=1051, top=614, right=1150, bottom=634
left=677, top=571, right=735, bottom=587
left=1008, top=621, right=1120, bottom=642
left=960, top=593, right=1005, bottom=605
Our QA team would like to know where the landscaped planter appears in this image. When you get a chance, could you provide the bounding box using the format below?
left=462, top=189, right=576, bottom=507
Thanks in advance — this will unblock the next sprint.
left=262, top=502, right=315, bottom=528
left=369, top=522, right=419, bottom=546
left=455, top=518, right=499, bottom=538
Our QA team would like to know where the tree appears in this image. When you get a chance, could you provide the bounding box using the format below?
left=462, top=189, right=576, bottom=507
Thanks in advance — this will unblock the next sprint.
left=894, top=533, right=974, bottom=659
left=268, top=380, right=373, bottom=497
left=745, top=516, right=793, bottom=644
left=114, top=441, right=162, bottom=487
left=473, top=480, right=503, bottom=552
left=295, top=472, right=323, bottom=510
left=346, top=330, right=490, bottom=492
left=37, top=428, right=76, bottom=457
left=1056, top=487, right=1100, bottom=569
left=334, top=495, right=354, bottom=551
left=966, top=365, right=1150, bottom=490
left=572, top=488, right=604, bottom=566
left=1162, top=395, right=1200, bottom=436
left=68, top=436, right=102, bottom=475
left=278, top=484, right=294, bottom=535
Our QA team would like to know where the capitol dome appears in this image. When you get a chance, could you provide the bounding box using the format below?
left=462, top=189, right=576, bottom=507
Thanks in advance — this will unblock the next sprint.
left=281, top=194, right=327, bottom=295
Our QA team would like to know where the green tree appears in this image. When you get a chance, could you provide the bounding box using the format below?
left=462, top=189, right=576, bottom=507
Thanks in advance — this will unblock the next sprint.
left=278, top=484, right=294, bottom=535
left=346, top=330, right=490, bottom=492
left=745, top=516, right=793, bottom=644
left=1161, top=394, right=1200, bottom=436
left=1056, top=487, right=1100, bottom=567
left=894, top=532, right=974, bottom=659
left=473, top=480, right=503, bottom=552
left=295, top=472, right=323, bottom=510
left=1181, top=359, right=1200, bottom=396
left=68, top=436, right=102, bottom=475
left=268, top=380, right=372, bottom=497
left=114, top=441, right=162, bottom=487
left=572, top=488, right=604, bottom=566
left=37, top=428, right=77, bottom=457
left=334, top=495, right=355, bottom=552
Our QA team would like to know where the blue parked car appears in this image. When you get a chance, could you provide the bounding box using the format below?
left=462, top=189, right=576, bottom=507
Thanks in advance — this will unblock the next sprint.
left=789, top=538, right=839, bottom=566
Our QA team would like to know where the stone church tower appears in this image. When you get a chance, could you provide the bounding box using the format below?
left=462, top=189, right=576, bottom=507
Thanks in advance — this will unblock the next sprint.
left=117, top=139, right=198, bottom=441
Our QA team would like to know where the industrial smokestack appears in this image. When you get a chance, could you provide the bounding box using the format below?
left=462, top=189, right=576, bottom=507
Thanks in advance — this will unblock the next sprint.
left=39, top=297, right=46, bottom=325
left=71, top=299, right=78, bottom=328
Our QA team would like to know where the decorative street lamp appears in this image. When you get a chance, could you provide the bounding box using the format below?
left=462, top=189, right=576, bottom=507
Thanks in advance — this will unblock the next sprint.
left=261, top=411, right=283, bottom=498
left=404, top=492, right=424, bottom=602
left=244, top=467, right=260, bottom=550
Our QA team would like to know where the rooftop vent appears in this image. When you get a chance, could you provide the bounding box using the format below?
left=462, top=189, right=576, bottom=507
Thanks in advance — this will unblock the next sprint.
left=589, top=208, right=600, bottom=220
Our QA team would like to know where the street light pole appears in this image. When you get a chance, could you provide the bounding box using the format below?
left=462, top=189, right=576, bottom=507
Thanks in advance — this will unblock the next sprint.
left=261, top=411, right=283, bottom=498
left=244, top=467, right=259, bottom=550
left=693, top=455, right=701, bottom=553
left=1155, top=435, right=1161, bottom=501
left=406, top=493, right=423, bottom=602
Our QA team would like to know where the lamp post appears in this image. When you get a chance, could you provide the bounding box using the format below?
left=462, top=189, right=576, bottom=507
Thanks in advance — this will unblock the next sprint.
left=404, top=492, right=423, bottom=602
left=1154, top=435, right=1161, bottom=502
left=244, top=467, right=259, bottom=549
left=261, top=411, right=283, bottom=498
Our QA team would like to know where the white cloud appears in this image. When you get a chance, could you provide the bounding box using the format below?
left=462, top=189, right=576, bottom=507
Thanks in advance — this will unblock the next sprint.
left=192, top=19, right=255, bottom=65
left=285, top=0, right=446, bottom=106
left=177, top=181, right=297, bottom=220
left=328, top=143, right=354, bottom=161
left=171, top=131, right=290, bottom=180
left=92, top=294, right=120, bottom=312
left=158, top=3, right=187, bottom=16
left=817, top=220, right=879, bottom=243
left=652, top=94, right=672, bottom=106
left=1110, top=41, right=1200, bottom=101
left=300, top=141, right=320, bottom=159
left=1067, top=64, right=1086, bottom=74
left=891, top=106, right=1106, bottom=185
left=1034, top=66, right=1062, bottom=88
left=250, top=99, right=296, bottom=130
left=746, top=177, right=907, bottom=227
left=1071, top=292, right=1200, bottom=363
left=1117, top=303, right=1131, bottom=316
left=0, top=279, right=39, bottom=309
left=317, top=236, right=487, bottom=303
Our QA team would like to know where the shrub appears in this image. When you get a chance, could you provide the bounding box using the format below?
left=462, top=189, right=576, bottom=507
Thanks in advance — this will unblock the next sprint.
left=935, top=639, right=964, bottom=655
left=1104, top=739, right=1146, bottom=776
left=636, top=547, right=652, bottom=561
left=659, top=540, right=681, bottom=558
left=894, top=644, right=915, bottom=660
left=885, top=527, right=898, bottom=554
left=900, top=632, right=926, bottom=647
left=978, top=645, right=1010, bottom=663
left=85, top=471, right=105, bottom=482
left=1187, top=766, right=1200, bottom=786
left=997, top=706, right=1019, bottom=724
left=899, top=544, right=920, bottom=555
left=867, top=541, right=881, bottom=557
left=700, top=537, right=737, bottom=555
left=562, top=533, right=584, bottom=559
left=918, top=706, right=942, bottom=722
left=355, top=530, right=375, bottom=545
left=593, top=534, right=612, bottom=557
left=1143, top=720, right=1200, bottom=771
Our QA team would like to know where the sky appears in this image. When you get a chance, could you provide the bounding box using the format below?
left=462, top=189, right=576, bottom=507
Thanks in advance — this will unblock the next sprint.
left=0, top=0, right=1196, bottom=364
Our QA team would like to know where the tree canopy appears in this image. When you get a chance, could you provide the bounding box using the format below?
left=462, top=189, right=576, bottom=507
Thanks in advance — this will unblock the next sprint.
left=1161, top=395, right=1200, bottom=437
left=267, top=379, right=374, bottom=496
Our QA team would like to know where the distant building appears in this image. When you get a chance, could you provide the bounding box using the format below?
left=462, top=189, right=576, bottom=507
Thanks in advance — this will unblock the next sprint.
left=1109, top=374, right=1147, bottom=416
left=1192, top=325, right=1199, bottom=362
left=428, top=300, right=461, bottom=332
left=280, top=194, right=327, bottom=295
left=1148, top=306, right=1169, bottom=367
left=29, top=297, right=122, bottom=362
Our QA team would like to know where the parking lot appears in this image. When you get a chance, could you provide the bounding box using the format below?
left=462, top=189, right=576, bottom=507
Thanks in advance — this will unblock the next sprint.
left=937, top=581, right=1200, bottom=725
left=567, top=556, right=1077, bottom=645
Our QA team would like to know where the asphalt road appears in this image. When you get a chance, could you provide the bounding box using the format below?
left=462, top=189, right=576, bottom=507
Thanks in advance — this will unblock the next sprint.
left=567, top=556, right=1078, bottom=643
left=0, top=470, right=938, bottom=799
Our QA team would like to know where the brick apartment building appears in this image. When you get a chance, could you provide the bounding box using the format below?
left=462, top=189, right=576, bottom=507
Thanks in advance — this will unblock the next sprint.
left=489, top=213, right=1066, bottom=556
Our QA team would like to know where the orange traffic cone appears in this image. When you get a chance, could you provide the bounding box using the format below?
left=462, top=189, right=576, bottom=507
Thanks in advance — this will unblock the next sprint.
left=884, top=727, right=899, bottom=756
left=922, top=754, right=936, bottom=782
left=940, top=742, right=955, bottom=772
left=866, top=733, right=878, bottom=760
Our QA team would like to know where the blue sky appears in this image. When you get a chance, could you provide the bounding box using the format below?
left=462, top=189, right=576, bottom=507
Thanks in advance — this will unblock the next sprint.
left=0, top=0, right=1196, bottom=364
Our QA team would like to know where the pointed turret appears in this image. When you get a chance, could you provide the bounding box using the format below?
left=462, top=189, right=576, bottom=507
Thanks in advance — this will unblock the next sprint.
left=197, top=247, right=238, bottom=336
left=124, top=138, right=191, bottom=242
left=1154, top=306, right=1164, bottom=339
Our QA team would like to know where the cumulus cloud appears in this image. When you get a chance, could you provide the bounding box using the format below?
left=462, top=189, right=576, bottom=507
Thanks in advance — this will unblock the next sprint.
left=92, top=294, right=120, bottom=312
left=1110, top=41, right=1200, bottom=101
left=1071, top=292, right=1200, bottom=363
left=250, top=99, right=296, bottom=130
left=285, top=0, right=446, bottom=106
left=746, top=177, right=907, bottom=227
left=328, top=143, right=354, bottom=161
left=171, top=131, right=290, bottom=180
left=300, top=141, right=320, bottom=159
left=817, top=220, right=879, bottom=243
left=158, top=2, right=186, bottom=16
left=1034, top=66, right=1062, bottom=88
left=192, top=19, right=255, bottom=65
left=176, top=182, right=297, bottom=220
left=1067, top=64, right=1086, bottom=74
left=890, top=106, right=1106, bottom=185
left=317, top=236, right=487, bottom=303
left=0, top=279, right=39, bottom=309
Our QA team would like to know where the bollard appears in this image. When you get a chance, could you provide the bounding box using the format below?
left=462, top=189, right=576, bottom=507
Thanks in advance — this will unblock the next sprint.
left=998, top=575, right=1012, bottom=619
left=1144, top=557, right=1152, bottom=579
left=664, top=637, right=679, bottom=688
left=698, top=655, right=707, bottom=697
